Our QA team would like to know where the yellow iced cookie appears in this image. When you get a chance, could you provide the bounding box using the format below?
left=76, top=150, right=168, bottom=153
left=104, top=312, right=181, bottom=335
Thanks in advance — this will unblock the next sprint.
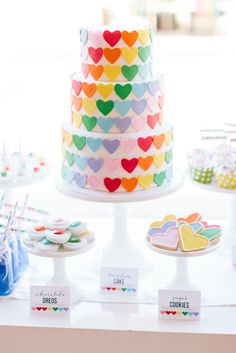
left=179, top=224, right=209, bottom=252
left=150, top=214, right=176, bottom=228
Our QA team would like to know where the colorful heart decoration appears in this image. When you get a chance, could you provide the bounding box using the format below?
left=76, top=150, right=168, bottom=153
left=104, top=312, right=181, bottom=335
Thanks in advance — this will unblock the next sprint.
left=72, top=96, right=82, bottom=111
left=153, top=134, right=165, bottom=149
left=179, top=224, right=209, bottom=252
left=74, top=173, right=87, bottom=188
left=122, top=65, right=138, bottom=81
left=138, top=30, right=149, bottom=45
left=89, top=64, right=104, bottom=80
left=150, top=215, right=176, bottom=228
left=114, top=84, right=132, bottom=100
left=153, top=153, right=165, bottom=168
left=64, top=131, right=73, bottom=146
left=199, top=227, right=221, bottom=241
left=151, top=227, right=179, bottom=251
left=132, top=82, right=147, bottom=98
left=121, top=48, right=138, bottom=65
left=138, top=156, right=153, bottom=171
left=138, top=174, right=153, bottom=189
left=131, top=99, right=147, bottom=114
left=88, top=175, right=102, bottom=190
left=97, top=83, right=113, bottom=99
left=96, top=100, right=114, bottom=115
left=103, top=30, right=122, bottom=47
left=132, top=116, right=146, bottom=131
left=89, top=30, right=103, bottom=46
left=75, top=156, right=87, bottom=170
left=165, top=130, right=173, bottom=145
left=64, top=169, right=75, bottom=183
left=104, top=48, right=121, bottom=64
left=114, top=101, right=131, bottom=116
left=87, top=137, right=102, bottom=152
left=122, top=31, right=138, bottom=47
left=104, top=65, right=121, bottom=81
left=73, top=135, right=86, bottom=151
left=82, top=115, right=97, bottom=131
left=82, top=82, right=97, bottom=98
left=72, top=80, right=82, bottom=95
left=88, top=158, right=104, bottom=172
left=121, top=177, right=138, bottom=192
left=88, top=47, right=103, bottom=63
left=97, top=118, right=114, bottom=132
left=154, top=171, right=166, bottom=186
left=120, top=138, right=137, bottom=154
left=104, top=177, right=121, bottom=192
left=138, top=136, right=153, bottom=152
left=138, top=46, right=150, bottom=62
left=82, top=63, right=89, bottom=78
left=103, top=139, right=120, bottom=154
left=165, top=149, right=173, bottom=164
left=148, top=80, right=159, bottom=95
left=104, top=158, right=120, bottom=174
left=82, top=98, right=96, bottom=115
left=148, top=221, right=177, bottom=236
left=148, top=96, right=159, bottom=112
left=139, top=63, right=149, bottom=79
left=114, top=117, right=131, bottom=133
left=65, top=151, right=74, bottom=166
left=147, top=114, right=159, bottom=129
left=121, top=158, right=138, bottom=173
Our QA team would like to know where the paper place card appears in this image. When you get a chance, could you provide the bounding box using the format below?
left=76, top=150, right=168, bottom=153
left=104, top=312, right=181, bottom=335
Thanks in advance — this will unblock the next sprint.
left=159, top=289, right=201, bottom=320
left=30, top=286, right=70, bottom=315
left=100, top=267, right=139, bottom=295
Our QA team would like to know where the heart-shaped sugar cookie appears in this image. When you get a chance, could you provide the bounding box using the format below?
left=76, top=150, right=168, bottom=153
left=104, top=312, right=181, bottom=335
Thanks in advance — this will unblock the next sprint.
left=150, top=215, right=176, bottom=228
left=179, top=224, right=209, bottom=252
left=151, top=227, right=179, bottom=250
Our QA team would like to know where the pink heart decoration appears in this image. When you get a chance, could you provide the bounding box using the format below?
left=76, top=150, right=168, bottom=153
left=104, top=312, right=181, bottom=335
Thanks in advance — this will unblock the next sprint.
left=147, top=97, right=160, bottom=113
left=88, top=175, right=103, bottom=190
left=151, top=227, right=179, bottom=250
left=201, top=221, right=221, bottom=229
left=82, top=63, right=89, bottom=78
left=104, top=158, right=120, bottom=174
left=120, top=138, right=137, bottom=154
left=89, top=31, right=103, bottom=46
left=132, top=116, right=146, bottom=131
left=72, top=80, right=82, bottom=96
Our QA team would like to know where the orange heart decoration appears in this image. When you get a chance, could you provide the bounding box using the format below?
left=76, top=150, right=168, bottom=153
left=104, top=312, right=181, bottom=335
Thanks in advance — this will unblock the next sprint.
left=121, top=177, right=138, bottom=192
left=178, top=213, right=202, bottom=223
left=72, top=96, right=82, bottom=111
left=104, top=48, right=121, bottom=64
left=89, top=64, right=104, bottom=80
left=138, top=156, right=153, bottom=171
left=82, top=82, right=97, bottom=98
left=153, top=134, right=165, bottom=149
left=122, top=31, right=138, bottom=47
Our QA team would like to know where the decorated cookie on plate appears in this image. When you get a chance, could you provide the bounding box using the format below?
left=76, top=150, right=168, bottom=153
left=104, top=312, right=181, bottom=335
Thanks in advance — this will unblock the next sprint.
left=35, top=238, right=60, bottom=252
left=27, top=224, right=47, bottom=240
left=45, top=229, right=71, bottom=244
left=44, top=217, right=69, bottom=230
left=63, top=237, right=87, bottom=251
left=68, top=220, right=87, bottom=235
left=78, top=230, right=95, bottom=243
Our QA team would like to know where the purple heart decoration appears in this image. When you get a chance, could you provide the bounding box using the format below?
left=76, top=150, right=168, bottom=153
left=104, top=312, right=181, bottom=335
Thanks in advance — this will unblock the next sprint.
left=114, top=117, right=131, bottom=132
left=148, top=80, right=159, bottom=96
left=88, top=158, right=104, bottom=172
left=103, top=139, right=120, bottom=154
left=131, top=99, right=147, bottom=114
left=148, top=221, right=177, bottom=236
left=74, top=172, right=87, bottom=188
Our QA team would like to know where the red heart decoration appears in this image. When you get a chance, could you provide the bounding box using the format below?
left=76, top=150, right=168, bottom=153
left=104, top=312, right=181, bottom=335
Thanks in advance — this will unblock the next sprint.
left=147, top=113, right=160, bottom=129
left=121, top=158, right=138, bottom=173
left=104, top=178, right=121, bottom=192
left=42, top=307, right=47, bottom=311
left=103, top=30, right=122, bottom=47
left=88, top=47, right=103, bottom=63
left=138, top=136, right=153, bottom=152
left=72, top=80, right=82, bottom=95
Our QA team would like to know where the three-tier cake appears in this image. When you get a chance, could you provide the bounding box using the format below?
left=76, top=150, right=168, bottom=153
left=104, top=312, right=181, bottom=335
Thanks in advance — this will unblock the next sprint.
left=61, top=26, right=173, bottom=193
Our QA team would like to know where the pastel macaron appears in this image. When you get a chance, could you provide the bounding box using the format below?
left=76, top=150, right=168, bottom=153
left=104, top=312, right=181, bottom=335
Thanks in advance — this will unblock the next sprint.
left=63, top=237, right=87, bottom=251
left=68, top=221, right=87, bottom=235
left=44, top=217, right=69, bottom=230
left=45, top=229, right=71, bottom=244
left=27, top=224, right=47, bottom=241
left=35, top=238, right=60, bottom=252
left=79, top=230, right=95, bottom=243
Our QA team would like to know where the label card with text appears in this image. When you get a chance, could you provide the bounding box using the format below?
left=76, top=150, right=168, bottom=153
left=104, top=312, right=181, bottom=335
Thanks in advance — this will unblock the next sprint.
left=100, top=267, right=139, bottom=295
left=30, top=286, right=70, bottom=315
left=159, top=289, right=201, bottom=320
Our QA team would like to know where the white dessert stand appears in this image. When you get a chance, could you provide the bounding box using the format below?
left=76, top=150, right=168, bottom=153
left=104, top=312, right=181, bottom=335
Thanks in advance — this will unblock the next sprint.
left=24, top=242, right=94, bottom=303
left=56, top=172, right=184, bottom=273
left=189, top=176, right=236, bottom=258
left=146, top=239, right=220, bottom=290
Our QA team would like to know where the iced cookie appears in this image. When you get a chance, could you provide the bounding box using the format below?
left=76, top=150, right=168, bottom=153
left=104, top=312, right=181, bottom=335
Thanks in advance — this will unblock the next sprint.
left=151, top=226, right=179, bottom=250
left=27, top=224, right=47, bottom=240
left=45, top=229, right=71, bottom=244
left=177, top=213, right=201, bottom=224
left=35, top=238, right=60, bottom=252
left=63, top=237, right=87, bottom=250
left=150, top=214, right=176, bottom=228
left=147, top=221, right=177, bottom=237
left=44, top=217, right=69, bottom=230
left=68, top=221, right=87, bottom=235
left=179, top=224, right=209, bottom=252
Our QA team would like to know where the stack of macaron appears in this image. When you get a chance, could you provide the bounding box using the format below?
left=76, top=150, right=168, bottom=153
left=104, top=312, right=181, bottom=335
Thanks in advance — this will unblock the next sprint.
left=147, top=213, right=221, bottom=252
left=188, top=144, right=236, bottom=189
left=23, top=217, right=94, bottom=252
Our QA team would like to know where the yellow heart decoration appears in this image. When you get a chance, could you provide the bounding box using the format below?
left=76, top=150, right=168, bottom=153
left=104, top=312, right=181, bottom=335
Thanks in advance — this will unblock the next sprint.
left=121, top=48, right=138, bottom=65
left=179, top=224, right=209, bottom=252
left=97, top=83, right=114, bottom=99
left=165, top=130, right=173, bottom=146
left=153, top=153, right=165, bottom=168
left=150, top=214, right=176, bottom=228
left=138, top=174, right=153, bottom=189
left=104, top=65, right=121, bottom=81
left=64, top=131, right=73, bottom=146
left=82, top=98, right=96, bottom=115
left=138, top=30, right=149, bottom=45
left=72, top=112, right=82, bottom=128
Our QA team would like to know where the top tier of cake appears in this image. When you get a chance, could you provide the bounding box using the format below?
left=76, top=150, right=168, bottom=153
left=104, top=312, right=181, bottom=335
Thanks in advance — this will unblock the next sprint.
left=80, top=27, right=153, bottom=82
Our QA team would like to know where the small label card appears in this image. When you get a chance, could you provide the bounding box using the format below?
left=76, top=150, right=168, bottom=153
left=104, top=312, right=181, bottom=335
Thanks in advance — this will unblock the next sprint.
left=159, top=289, right=201, bottom=320
left=100, top=267, right=139, bottom=295
left=30, top=286, right=70, bottom=315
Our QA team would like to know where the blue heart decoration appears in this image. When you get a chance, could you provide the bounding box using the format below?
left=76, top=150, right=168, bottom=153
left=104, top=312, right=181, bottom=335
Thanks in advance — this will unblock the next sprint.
left=114, top=101, right=131, bottom=116
left=132, top=82, right=147, bottom=98
left=87, top=137, right=103, bottom=152
left=75, top=156, right=87, bottom=170
left=97, top=118, right=114, bottom=132
left=74, top=172, right=87, bottom=188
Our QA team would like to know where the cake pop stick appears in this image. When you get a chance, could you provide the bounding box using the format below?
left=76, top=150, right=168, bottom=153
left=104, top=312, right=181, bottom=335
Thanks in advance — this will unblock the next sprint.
left=3, top=212, right=12, bottom=242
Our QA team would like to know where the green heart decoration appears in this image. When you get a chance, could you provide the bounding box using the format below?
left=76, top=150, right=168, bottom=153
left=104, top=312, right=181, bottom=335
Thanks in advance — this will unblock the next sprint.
left=165, top=149, right=173, bottom=164
left=65, top=151, right=75, bottom=166
left=154, top=171, right=166, bottom=186
left=73, top=135, right=86, bottom=150
left=138, top=46, right=150, bottom=62
left=82, top=115, right=97, bottom=131
left=121, top=65, right=138, bottom=81
left=96, top=100, right=114, bottom=115
left=114, top=84, right=132, bottom=100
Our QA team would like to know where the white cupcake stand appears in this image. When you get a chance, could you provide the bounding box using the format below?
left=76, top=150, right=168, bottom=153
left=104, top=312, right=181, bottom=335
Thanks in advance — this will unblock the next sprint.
left=189, top=177, right=236, bottom=259
left=56, top=173, right=184, bottom=273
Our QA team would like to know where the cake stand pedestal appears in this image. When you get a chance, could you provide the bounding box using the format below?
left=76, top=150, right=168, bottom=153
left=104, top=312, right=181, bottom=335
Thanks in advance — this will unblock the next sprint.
left=24, top=242, right=94, bottom=303
left=56, top=173, right=184, bottom=273
left=146, top=240, right=220, bottom=291
left=189, top=177, right=236, bottom=259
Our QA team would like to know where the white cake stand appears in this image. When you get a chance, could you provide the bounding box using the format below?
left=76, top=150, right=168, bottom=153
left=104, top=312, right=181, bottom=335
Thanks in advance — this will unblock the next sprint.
left=189, top=176, right=236, bottom=258
left=56, top=172, right=184, bottom=272
left=146, top=239, right=220, bottom=290
left=24, top=241, right=94, bottom=303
